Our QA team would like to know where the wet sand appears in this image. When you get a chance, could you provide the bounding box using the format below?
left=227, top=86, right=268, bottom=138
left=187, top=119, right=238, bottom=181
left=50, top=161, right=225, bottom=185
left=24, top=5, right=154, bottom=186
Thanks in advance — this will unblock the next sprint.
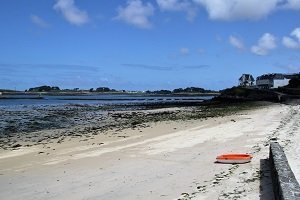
left=0, top=103, right=299, bottom=199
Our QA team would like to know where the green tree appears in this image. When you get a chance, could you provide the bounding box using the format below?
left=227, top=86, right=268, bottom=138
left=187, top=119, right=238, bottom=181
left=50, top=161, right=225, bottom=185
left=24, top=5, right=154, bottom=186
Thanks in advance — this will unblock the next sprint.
left=287, top=76, right=300, bottom=88
left=96, top=87, right=110, bottom=92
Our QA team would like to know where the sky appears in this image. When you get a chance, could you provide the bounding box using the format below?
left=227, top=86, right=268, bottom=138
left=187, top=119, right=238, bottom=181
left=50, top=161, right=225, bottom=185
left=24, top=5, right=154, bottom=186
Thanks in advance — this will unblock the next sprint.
left=0, top=0, right=300, bottom=91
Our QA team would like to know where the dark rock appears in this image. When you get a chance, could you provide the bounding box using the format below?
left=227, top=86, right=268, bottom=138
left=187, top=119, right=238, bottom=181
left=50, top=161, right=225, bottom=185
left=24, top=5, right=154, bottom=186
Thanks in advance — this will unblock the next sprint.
left=12, top=144, right=22, bottom=148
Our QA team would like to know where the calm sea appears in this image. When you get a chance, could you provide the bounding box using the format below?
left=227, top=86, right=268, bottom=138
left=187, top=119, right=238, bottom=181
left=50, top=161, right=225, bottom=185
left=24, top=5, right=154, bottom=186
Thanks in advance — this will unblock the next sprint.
left=0, top=94, right=215, bottom=107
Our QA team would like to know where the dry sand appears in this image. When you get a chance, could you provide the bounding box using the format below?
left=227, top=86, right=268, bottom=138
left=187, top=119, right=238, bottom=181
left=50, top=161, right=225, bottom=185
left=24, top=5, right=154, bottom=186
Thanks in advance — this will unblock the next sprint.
left=0, top=103, right=299, bottom=200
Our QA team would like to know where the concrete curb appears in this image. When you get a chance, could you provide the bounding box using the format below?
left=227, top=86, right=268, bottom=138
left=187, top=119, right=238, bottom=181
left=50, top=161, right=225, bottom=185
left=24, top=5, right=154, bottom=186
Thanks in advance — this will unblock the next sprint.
left=269, top=142, right=300, bottom=200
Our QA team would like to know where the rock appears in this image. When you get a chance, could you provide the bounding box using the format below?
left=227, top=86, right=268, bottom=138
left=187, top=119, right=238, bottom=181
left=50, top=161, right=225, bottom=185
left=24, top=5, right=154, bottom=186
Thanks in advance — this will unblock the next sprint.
left=12, top=144, right=22, bottom=148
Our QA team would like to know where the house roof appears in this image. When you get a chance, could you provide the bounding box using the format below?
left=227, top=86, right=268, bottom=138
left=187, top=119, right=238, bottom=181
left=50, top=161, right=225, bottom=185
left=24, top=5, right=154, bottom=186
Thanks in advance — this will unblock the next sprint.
left=256, top=73, right=298, bottom=80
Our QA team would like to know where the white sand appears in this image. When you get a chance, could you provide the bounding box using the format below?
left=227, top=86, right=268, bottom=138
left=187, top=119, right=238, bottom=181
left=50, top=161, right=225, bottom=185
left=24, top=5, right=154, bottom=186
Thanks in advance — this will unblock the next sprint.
left=0, top=103, right=299, bottom=200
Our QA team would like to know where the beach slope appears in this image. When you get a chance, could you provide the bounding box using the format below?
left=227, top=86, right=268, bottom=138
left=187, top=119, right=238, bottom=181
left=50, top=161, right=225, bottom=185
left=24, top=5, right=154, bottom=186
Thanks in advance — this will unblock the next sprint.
left=0, top=103, right=299, bottom=200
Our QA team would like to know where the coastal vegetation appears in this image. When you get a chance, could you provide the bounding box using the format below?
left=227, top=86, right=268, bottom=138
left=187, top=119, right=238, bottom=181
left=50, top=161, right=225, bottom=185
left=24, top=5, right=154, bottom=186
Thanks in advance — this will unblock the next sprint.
left=27, top=85, right=60, bottom=92
left=286, top=75, right=300, bottom=88
left=216, top=87, right=279, bottom=102
left=276, top=75, right=300, bottom=96
left=1, top=85, right=218, bottom=95
left=0, top=89, right=16, bottom=92
left=217, top=76, right=300, bottom=102
left=146, top=87, right=217, bottom=94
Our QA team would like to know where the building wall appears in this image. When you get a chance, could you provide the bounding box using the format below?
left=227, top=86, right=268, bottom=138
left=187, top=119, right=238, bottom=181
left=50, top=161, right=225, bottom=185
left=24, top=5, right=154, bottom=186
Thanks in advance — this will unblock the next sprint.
left=239, top=81, right=254, bottom=86
left=273, top=78, right=290, bottom=88
left=256, top=78, right=290, bottom=89
left=256, top=79, right=273, bottom=88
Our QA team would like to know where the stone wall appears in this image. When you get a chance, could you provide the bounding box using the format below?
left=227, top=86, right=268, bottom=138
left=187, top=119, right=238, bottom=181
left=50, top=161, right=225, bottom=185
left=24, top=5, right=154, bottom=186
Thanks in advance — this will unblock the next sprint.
left=269, top=142, right=300, bottom=200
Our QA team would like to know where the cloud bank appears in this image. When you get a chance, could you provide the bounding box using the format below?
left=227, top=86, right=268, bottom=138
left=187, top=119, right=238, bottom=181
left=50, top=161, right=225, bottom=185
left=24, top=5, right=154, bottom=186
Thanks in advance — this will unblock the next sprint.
left=50, top=0, right=300, bottom=28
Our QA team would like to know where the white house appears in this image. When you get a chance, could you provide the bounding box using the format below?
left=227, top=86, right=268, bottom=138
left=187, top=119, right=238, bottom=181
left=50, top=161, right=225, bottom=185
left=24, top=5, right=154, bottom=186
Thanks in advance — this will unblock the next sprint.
left=239, top=74, right=255, bottom=87
left=256, top=73, right=293, bottom=89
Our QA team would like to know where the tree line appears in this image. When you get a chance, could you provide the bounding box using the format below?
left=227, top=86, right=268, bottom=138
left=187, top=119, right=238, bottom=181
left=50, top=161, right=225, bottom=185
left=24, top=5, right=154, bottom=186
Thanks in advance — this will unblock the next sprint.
left=26, top=85, right=216, bottom=93
left=145, top=87, right=216, bottom=94
left=26, top=86, right=117, bottom=92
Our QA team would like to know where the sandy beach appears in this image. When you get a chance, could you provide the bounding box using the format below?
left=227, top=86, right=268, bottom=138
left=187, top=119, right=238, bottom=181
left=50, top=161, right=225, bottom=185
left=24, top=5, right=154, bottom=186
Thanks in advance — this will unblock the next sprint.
left=0, top=103, right=299, bottom=200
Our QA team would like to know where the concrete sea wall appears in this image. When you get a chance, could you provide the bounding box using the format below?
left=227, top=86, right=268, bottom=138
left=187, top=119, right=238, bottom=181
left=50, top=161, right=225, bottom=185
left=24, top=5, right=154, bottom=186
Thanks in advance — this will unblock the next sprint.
left=269, top=142, right=300, bottom=200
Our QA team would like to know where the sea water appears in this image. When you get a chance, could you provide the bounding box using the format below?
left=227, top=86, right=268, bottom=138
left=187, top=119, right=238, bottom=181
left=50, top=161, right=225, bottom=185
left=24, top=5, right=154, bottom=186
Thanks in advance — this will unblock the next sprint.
left=0, top=94, right=214, bottom=107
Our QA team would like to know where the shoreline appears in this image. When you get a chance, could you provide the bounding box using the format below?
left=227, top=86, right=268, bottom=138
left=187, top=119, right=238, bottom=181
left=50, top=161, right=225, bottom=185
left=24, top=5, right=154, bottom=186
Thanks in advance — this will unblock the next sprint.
left=0, top=101, right=267, bottom=150
left=1, top=102, right=300, bottom=199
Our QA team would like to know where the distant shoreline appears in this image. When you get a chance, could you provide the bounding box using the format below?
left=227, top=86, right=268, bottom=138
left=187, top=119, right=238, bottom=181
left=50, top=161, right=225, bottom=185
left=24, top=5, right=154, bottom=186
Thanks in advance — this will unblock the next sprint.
left=0, top=92, right=220, bottom=98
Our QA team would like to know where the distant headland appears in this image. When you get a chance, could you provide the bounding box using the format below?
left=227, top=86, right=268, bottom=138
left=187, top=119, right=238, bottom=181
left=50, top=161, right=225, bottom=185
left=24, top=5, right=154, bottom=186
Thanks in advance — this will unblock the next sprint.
left=0, top=86, right=219, bottom=96
left=1, top=72, right=300, bottom=103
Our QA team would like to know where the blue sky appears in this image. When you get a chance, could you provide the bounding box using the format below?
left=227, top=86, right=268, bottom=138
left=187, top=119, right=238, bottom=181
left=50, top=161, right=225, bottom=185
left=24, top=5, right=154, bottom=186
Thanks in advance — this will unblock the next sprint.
left=1, top=0, right=300, bottom=91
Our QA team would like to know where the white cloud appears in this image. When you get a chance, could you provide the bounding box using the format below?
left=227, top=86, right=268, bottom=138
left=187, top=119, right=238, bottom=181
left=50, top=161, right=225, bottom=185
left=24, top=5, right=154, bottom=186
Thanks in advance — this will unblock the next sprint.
left=291, top=27, right=300, bottom=41
left=30, top=15, right=49, bottom=28
left=115, top=0, right=155, bottom=29
left=282, top=0, right=300, bottom=9
left=191, top=0, right=300, bottom=21
left=159, top=0, right=300, bottom=22
left=229, top=36, right=244, bottom=50
left=282, top=37, right=300, bottom=49
left=282, top=27, right=300, bottom=49
left=157, top=0, right=188, bottom=10
left=53, top=0, right=89, bottom=26
left=156, top=0, right=197, bottom=21
left=193, top=0, right=280, bottom=21
left=251, top=33, right=277, bottom=56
